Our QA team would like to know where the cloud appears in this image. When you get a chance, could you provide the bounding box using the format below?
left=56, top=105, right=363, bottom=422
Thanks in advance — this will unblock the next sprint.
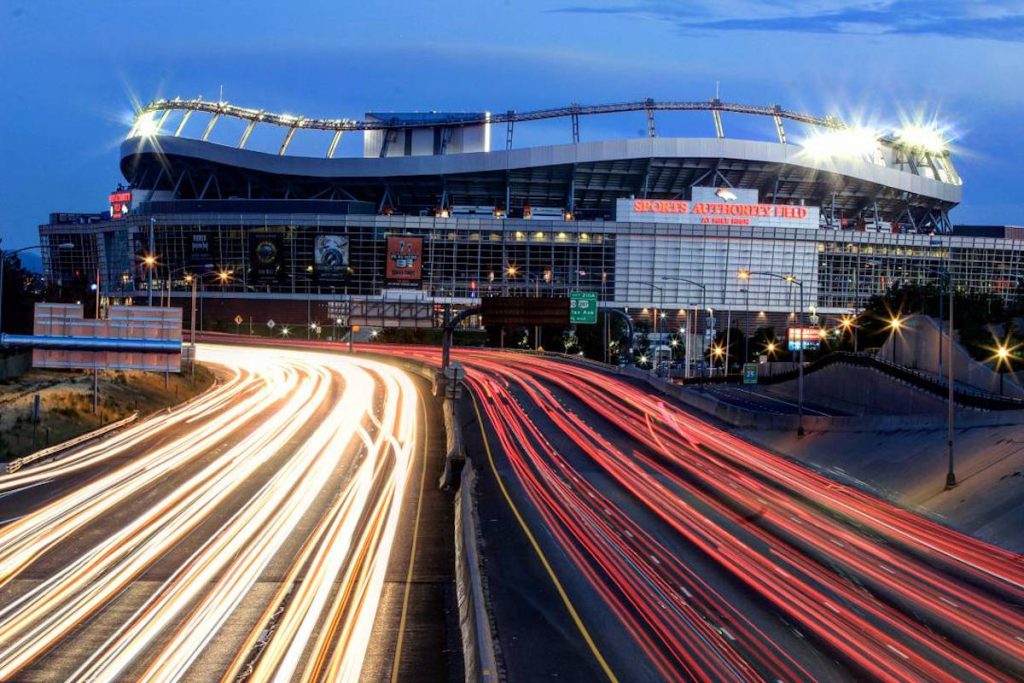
left=552, top=1, right=1024, bottom=42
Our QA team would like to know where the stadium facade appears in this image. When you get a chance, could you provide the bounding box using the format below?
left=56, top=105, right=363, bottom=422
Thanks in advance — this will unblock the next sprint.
left=39, top=97, right=1023, bottom=335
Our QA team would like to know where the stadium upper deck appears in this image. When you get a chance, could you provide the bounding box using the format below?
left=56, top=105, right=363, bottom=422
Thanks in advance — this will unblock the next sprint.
left=120, top=97, right=961, bottom=232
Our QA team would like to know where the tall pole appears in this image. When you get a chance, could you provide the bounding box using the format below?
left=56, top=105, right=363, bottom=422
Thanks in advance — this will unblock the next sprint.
left=0, top=249, right=6, bottom=338
left=946, top=278, right=956, bottom=489
left=743, top=288, right=750, bottom=363
left=724, top=308, right=732, bottom=377
left=797, top=280, right=805, bottom=437
left=702, top=289, right=709, bottom=380
left=148, top=219, right=155, bottom=307
left=93, top=268, right=100, bottom=415
left=190, top=276, right=197, bottom=382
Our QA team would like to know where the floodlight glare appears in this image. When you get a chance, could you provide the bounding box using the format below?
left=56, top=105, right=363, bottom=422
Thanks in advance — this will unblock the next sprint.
left=895, top=124, right=948, bottom=154
left=131, top=111, right=161, bottom=138
left=800, top=126, right=879, bottom=161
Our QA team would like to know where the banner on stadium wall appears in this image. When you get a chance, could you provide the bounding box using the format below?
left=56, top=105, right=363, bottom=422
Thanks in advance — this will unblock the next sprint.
left=314, top=234, right=350, bottom=282
left=249, top=234, right=283, bottom=284
left=109, top=191, right=132, bottom=220
left=189, top=232, right=217, bottom=268
left=385, top=236, right=423, bottom=285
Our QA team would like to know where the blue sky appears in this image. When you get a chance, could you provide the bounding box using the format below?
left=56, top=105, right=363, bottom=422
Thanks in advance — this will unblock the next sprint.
left=2, top=0, right=1023, bottom=250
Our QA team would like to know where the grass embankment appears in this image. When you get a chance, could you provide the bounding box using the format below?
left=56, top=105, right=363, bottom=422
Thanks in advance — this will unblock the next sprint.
left=0, top=365, right=216, bottom=461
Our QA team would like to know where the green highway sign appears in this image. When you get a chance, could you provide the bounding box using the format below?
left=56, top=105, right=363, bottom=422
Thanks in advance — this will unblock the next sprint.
left=743, top=363, right=758, bottom=385
left=569, top=291, right=598, bottom=325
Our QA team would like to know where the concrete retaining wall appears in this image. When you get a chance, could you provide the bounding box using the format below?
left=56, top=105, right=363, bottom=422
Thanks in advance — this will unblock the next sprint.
left=622, top=366, right=1024, bottom=432
left=453, top=460, right=499, bottom=683
left=878, top=314, right=1024, bottom=398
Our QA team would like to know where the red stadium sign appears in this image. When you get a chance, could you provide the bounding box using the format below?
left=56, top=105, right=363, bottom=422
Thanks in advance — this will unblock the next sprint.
left=109, top=191, right=132, bottom=220
left=630, top=199, right=808, bottom=220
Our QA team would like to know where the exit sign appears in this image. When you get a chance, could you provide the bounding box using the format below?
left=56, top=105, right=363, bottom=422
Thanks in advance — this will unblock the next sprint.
left=569, top=291, right=598, bottom=325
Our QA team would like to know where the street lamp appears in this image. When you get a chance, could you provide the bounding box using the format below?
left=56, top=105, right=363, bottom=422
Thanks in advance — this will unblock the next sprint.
left=740, top=269, right=807, bottom=436
left=838, top=314, right=859, bottom=353
left=142, top=254, right=157, bottom=306
left=887, top=314, right=905, bottom=365
left=711, top=343, right=725, bottom=375
left=990, top=338, right=1019, bottom=396
left=661, top=275, right=708, bottom=379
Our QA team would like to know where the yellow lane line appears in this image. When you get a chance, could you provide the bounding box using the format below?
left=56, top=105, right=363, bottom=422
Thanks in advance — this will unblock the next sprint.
left=389, top=390, right=430, bottom=683
left=469, top=390, right=619, bottom=683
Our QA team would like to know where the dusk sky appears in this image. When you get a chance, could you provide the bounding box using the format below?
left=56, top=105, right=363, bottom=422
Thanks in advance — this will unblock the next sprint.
left=2, top=1, right=1023, bottom=251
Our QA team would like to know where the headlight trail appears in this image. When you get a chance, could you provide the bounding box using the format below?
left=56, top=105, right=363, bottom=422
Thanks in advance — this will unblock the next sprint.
left=0, top=344, right=419, bottom=682
left=361, top=343, right=1024, bottom=681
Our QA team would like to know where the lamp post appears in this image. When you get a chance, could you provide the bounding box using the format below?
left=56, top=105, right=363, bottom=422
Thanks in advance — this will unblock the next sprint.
left=661, top=276, right=707, bottom=378
left=993, top=342, right=1013, bottom=396
left=739, top=269, right=806, bottom=436
left=148, top=218, right=156, bottom=307
left=887, top=315, right=905, bottom=365
left=839, top=313, right=858, bottom=353
left=616, top=279, right=664, bottom=370
left=741, top=286, right=750, bottom=363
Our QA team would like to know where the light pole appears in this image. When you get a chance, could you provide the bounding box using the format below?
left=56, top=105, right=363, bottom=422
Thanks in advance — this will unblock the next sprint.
left=887, top=315, right=905, bottom=365
left=616, top=279, right=664, bottom=369
left=993, top=341, right=1015, bottom=396
left=143, top=254, right=157, bottom=306
left=739, top=269, right=806, bottom=436
left=741, top=287, right=750, bottom=363
left=661, top=276, right=708, bottom=378
left=148, top=218, right=156, bottom=306
left=838, top=313, right=858, bottom=353
left=0, top=242, right=74, bottom=336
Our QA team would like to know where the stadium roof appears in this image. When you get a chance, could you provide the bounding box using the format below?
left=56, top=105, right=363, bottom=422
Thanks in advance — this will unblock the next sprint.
left=121, top=97, right=962, bottom=231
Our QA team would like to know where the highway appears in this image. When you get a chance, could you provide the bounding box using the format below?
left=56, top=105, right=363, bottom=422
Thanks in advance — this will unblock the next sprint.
left=0, top=343, right=436, bottom=682
left=362, top=344, right=1024, bottom=682
left=3, top=336, right=1022, bottom=682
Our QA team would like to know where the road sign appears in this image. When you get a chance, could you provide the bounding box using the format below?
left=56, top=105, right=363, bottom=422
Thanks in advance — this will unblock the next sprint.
left=569, top=291, right=598, bottom=325
left=234, top=315, right=243, bottom=325
left=481, top=297, right=569, bottom=326
left=267, top=319, right=276, bottom=329
left=743, top=363, right=758, bottom=384
left=445, top=361, right=467, bottom=381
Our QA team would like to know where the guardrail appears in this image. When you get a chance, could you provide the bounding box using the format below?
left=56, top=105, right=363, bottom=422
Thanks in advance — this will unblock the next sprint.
left=454, top=461, right=500, bottom=683
left=5, top=412, right=139, bottom=474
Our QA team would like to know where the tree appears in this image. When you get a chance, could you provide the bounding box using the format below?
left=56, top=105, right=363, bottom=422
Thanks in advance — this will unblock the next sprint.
left=1, top=254, right=40, bottom=337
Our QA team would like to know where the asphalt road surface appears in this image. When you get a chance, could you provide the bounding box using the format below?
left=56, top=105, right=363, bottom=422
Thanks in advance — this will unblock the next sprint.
left=364, top=344, right=1024, bottom=682
left=0, top=343, right=458, bottom=682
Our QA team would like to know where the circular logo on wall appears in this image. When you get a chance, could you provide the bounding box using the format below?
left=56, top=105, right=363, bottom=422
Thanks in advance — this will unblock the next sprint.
left=255, top=240, right=278, bottom=265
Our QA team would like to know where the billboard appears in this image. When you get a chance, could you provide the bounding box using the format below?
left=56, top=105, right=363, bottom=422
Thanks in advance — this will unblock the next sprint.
left=314, top=234, right=349, bottom=282
left=249, top=234, right=283, bottom=284
left=32, top=303, right=182, bottom=373
left=189, top=232, right=216, bottom=268
left=787, top=327, right=821, bottom=352
left=109, top=191, right=132, bottom=220
left=481, top=297, right=570, bottom=326
left=385, top=236, right=423, bottom=285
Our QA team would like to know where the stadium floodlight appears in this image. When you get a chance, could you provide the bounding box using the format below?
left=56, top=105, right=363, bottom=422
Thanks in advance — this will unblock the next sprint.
left=895, top=124, right=948, bottom=154
left=800, top=126, right=879, bottom=161
left=130, top=111, right=162, bottom=139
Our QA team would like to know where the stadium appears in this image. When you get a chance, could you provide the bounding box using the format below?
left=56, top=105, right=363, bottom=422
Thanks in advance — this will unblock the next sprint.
left=39, top=96, right=1023, bottom=341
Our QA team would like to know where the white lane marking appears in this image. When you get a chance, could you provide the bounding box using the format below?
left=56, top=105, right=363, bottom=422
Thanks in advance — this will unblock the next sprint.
left=0, top=479, right=54, bottom=500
